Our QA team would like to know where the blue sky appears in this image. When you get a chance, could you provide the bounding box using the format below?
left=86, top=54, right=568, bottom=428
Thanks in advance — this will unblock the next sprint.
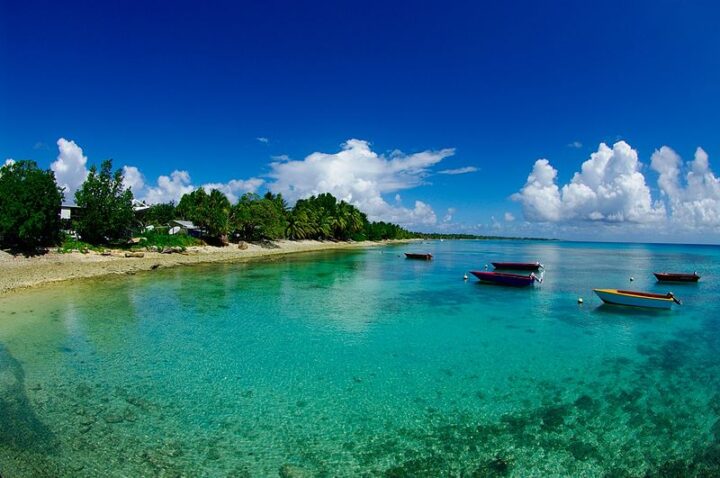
left=2, top=0, right=719, bottom=242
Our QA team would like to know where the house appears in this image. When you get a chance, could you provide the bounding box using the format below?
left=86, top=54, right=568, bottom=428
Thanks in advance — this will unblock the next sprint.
left=59, top=203, right=83, bottom=220
left=169, top=220, right=201, bottom=237
left=132, top=199, right=151, bottom=213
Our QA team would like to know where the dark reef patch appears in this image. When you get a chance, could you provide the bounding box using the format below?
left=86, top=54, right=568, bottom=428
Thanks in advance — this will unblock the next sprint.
left=0, top=344, right=53, bottom=451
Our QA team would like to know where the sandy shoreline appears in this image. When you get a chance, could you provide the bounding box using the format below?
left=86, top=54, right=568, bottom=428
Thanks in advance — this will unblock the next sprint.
left=0, top=239, right=413, bottom=295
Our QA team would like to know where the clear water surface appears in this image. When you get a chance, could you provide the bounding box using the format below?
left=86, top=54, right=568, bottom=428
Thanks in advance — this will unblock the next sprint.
left=1, top=240, right=720, bottom=477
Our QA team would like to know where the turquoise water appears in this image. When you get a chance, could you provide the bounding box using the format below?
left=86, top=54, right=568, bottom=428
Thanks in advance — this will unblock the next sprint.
left=1, top=240, right=720, bottom=477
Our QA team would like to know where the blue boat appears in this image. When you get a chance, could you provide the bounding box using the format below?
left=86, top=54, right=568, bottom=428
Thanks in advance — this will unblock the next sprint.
left=470, top=270, right=540, bottom=287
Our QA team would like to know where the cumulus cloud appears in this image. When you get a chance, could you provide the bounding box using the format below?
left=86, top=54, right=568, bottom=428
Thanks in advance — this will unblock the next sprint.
left=513, top=141, right=665, bottom=223
left=568, top=141, right=583, bottom=149
left=438, top=166, right=478, bottom=175
left=201, top=178, right=265, bottom=203
left=38, top=137, right=461, bottom=228
left=256, top=137, right=269, bottom=143
left=651, top=146, right=720, bottom=227
left=3, top=159, right=15, bottom=167
left=42, top=137, right=262, bottom=205
left=124, top=169, right=264, bottom=204
left=504, top=212, right=515, bottom=222
left=268, top=139, right=454, bottom=226
left=122, top=166, right=145, bottom=193
left=51, top=138, right=89, bottom=199
left=443, top=208, right=456, bottom=223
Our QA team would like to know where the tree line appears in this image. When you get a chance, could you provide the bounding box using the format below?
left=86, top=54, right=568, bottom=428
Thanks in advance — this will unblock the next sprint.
left=0, top=159, right=417, bottom=252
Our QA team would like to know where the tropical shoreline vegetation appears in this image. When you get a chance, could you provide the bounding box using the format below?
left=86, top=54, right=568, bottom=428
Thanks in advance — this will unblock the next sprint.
left=0, top=159, right=548, bottom=253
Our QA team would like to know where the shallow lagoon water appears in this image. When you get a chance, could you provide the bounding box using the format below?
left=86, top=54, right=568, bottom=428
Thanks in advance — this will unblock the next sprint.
left=1, top=240, right=720, bottom=477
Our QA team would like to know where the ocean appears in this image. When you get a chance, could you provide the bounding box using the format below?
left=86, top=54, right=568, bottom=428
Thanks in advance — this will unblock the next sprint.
left=1, top=240, right=719, bottom=476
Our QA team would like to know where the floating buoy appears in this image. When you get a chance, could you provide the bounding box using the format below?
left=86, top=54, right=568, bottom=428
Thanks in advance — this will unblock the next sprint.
left=578, top=297, right=584, bottom=304
left=463, top=274, right=468, bottom=280
left=630, top=276, right=634, bottom=281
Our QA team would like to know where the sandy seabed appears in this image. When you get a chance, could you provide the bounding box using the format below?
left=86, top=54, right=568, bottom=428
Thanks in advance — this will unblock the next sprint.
left=0, top=240, right=411, bottom=295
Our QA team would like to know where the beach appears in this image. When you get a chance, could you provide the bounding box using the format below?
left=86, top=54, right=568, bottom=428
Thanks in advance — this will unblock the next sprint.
left=0, top=240, right=410, bottom=295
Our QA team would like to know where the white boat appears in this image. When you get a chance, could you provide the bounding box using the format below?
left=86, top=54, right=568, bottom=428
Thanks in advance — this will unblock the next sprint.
left=593, top=289, right=680, bottom=310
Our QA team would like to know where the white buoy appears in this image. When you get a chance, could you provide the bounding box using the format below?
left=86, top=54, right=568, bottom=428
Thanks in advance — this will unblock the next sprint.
left=630, top=276, right=634, bottom=281
left=578, top=297, right=584, bottom=304
left=463, top=274, right=468, bottom=280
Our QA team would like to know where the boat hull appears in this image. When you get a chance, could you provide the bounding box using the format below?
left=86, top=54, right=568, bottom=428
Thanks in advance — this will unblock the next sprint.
left=405, top=253, right=432, bottom=260
left=593, top=289, right=675, bottom=309
left=491, top=262, right=543, bottom=271
left=654, top=272, right=700, bottom=282
left=470, top=271, right=536, bottom=287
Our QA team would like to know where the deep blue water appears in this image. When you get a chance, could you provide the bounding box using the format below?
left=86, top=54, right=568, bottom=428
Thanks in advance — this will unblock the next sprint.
left=1, top=240, right=719, bottom=477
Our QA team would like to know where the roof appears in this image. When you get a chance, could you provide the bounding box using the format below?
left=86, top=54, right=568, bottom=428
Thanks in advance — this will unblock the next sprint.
left=132, top=199, right=151, bottom=212
left=171, top=220, right=198, bottom=229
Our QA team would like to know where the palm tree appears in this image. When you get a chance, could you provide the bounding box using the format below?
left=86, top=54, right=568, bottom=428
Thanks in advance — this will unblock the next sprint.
left=332, top=202, right=351, bottom=239
left=286, top=210, right=310, bottom=240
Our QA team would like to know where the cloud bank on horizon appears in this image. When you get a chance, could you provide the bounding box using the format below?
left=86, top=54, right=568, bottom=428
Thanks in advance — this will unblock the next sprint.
left=513, top=140, right=720, bottom=231
left=42, top=136, right=720, bottom=236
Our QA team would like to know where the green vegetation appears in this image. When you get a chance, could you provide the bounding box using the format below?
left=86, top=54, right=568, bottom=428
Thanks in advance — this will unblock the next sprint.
left=0, top=160, right=64, bottom=252
left=231, top=193, right=287, bottom=241
left=133, top=230, right=202, bottom=250
left=56, top=235, right=106, bottom=254
left=142, top=202, right=176, bottom=226
left=75, top=159, right=134, bottom=244
left=176, top=188, right=231, bottom=244
left=171, top=190, right=414, bottom=243
left=288, top=193, right=366, bottom=240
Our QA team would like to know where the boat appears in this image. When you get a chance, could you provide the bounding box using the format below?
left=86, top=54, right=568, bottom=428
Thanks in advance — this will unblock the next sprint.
left=653, top=272, right=700, bottom=283
left=470, top=271, right=540, bottom=287
left=593, top=289, right=681, bottom=309
left=491, top=261, right=543, bottom=271
left=405, top=253, right=433, bottom=260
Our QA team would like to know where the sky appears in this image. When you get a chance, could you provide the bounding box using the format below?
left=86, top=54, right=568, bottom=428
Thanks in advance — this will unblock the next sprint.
left=1, top=0, right=719, bottom=243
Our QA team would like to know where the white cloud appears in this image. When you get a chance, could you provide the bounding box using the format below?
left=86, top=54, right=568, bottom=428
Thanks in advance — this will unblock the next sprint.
left=271, top=154, right=290, bottom=162
left=268, top=139, right=454, bottom=227
left=651, top=146, right=720, bottom=228
left=513, top=141, right=665, bottom=224
left=256, top=137, right=269, bottom=144
left=123, top=168, right=264, bottom=204
left=201, top=178, right=265, bottom=203
left=568, top=141, right=583, bottom=149
left=142, top=170, right=195, bottom=204
left=504, top=212, right=515, bottom=222
left=438, top=166, right=478, bottom=175
left=3, top=159, right=15, bottom=167
left=51, top=138, right=89, bottom=199
left=512, top=159, right=563, bottom=221
left=44, top=138, right=261, bottom=205
left=38, top=136, right=456, bottom=229
left=122, top=166, right=145, bottom=193
left=443, top=208, right=456, bottom=223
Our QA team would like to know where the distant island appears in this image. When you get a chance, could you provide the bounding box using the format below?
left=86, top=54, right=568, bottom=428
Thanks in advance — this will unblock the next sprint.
left=413, top=233, right=554, bottom=241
